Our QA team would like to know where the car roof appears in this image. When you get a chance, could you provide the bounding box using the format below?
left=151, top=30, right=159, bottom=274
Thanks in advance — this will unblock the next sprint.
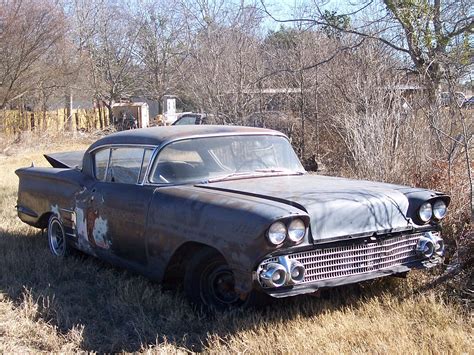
left=86, top=125, right=285, bottom=152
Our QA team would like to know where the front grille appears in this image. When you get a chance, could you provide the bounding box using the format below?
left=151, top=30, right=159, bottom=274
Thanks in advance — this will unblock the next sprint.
left=260, top=233, right=434, bottom=285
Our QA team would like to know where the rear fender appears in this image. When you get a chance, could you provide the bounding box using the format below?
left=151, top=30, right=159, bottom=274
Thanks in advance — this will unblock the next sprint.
left=16, top=167, right=92, bottom=227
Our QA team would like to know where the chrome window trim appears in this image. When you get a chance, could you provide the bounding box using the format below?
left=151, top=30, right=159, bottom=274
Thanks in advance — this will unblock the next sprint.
left=142, top=145, right=161, bottom=185
left=88, top=143, right=158, bottom=154
left=137, top=149, right=146, bottom=184
left=104, top=148, right=112, bottom=181
left=137, top=147, right=156, bottom=186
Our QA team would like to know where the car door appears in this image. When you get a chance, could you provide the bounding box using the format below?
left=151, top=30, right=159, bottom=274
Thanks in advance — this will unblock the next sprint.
left=78, top=146, right=155, bottom=265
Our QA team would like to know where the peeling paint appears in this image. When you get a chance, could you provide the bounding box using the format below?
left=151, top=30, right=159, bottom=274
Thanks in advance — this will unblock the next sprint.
left=92, top=216, right=110, bottom=249
left=51, top=204, right=60, bottom=216
left=86, top=208, right=99, bottom=246
left=75, top=207, right=93, bottom=252
left=73, top=206, right=110, bottom=250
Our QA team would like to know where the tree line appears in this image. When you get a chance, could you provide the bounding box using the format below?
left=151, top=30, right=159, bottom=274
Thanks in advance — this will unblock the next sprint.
left=2, top=0, right=471, bottom=112
left=1, top=0, right=472, bottom=187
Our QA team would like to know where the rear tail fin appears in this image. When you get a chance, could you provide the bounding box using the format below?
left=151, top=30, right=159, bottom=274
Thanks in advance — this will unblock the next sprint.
left=44, top=151, right=83, bottom=169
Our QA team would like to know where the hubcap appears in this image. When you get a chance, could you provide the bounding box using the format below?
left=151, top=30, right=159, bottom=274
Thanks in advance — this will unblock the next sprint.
left=49, top=219, right=65, bottom=256
left=208, top=266, right=239, bottom=305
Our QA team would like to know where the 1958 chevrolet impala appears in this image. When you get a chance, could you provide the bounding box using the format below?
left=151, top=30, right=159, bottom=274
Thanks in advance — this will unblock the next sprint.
left=16, top=125, right=449, bottom=308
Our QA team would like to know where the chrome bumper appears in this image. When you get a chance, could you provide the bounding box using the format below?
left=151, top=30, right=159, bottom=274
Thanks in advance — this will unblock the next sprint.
left=256, top=231, right=443, bottom=296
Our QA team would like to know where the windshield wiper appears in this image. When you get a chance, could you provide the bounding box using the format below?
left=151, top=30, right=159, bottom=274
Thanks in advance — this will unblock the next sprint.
left=207, top=169, right=304, bottom=183
left=207, top=172, right=253, bottom=183
left=254, top=168, right=304, bottom=174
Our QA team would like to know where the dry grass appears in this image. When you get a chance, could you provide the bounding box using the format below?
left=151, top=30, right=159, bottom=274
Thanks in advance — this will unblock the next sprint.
left=0, top=133, right=472, bottom=353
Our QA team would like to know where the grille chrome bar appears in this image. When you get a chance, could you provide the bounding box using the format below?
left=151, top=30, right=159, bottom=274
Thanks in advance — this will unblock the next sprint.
left=299, top=242, right=420, bottom=266
left=304, top=249, right=417, bottom=272
left=259, top=233, right=436, bottom=286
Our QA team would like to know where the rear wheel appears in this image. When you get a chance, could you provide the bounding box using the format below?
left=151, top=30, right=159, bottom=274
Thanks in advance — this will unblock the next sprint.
left=47, top=215, right=69, bottom=257
left=184, top=248, right=267, bottom=310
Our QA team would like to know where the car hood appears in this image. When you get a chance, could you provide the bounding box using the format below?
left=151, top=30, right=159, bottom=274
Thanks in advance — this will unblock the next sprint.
left=196, top=174, right=419, bottom=242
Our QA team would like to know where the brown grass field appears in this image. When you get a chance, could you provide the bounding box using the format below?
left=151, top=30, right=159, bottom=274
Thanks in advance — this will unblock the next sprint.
left=0, top=133, right=472, bottom=353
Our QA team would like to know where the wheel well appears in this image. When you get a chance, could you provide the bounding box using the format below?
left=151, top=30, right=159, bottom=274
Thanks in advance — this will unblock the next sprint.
left=36, top=212, right=53, bottom=229
left=163, top=242, right=223, bottom=286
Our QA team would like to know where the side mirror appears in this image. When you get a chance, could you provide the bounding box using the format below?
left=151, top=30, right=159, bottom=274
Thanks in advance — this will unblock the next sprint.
left=303, top=155, right=319, bottom=172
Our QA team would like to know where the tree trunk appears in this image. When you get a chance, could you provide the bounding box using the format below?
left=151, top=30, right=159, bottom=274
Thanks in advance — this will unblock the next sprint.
left=98, top=100, right=104, bottom=129
left=103, top=100, right=114, bottom=127
left=65, top=89, right=73, bottom=131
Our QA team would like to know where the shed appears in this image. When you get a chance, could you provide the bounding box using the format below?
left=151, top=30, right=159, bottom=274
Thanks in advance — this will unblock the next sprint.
left=112, top=102, right=150, bottom=128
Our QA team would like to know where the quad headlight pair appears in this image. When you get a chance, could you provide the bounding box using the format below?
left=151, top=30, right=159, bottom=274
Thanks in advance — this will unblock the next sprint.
left=267, top=219, right=306, bottom=245
left=418, top=199, right=447, bottom=223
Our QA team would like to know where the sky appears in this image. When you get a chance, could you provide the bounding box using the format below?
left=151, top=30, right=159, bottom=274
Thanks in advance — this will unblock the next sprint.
left=260, top=0, right=359, bottom=31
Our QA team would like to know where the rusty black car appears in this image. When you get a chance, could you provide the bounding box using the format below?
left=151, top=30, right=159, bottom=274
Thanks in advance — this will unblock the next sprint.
left=16, top=126, right=449, bottom=308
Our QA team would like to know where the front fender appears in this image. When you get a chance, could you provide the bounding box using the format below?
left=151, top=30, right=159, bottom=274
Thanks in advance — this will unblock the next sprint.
left=144, top=185, right=308, bottom=292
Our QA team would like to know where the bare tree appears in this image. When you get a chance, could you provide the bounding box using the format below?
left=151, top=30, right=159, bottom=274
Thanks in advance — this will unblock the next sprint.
left=0, top=0, right=66, bottom=109
left=180, top=1, right=265, bottom=122
left=260, top=26, right=338, bottom=157
left=76, top=0, right=144, bottom=122
left=135, top=0, right=189, bottom=104
left=261, top=0, right=473, bottom=101
left=261, top=0, right=473, bottom=221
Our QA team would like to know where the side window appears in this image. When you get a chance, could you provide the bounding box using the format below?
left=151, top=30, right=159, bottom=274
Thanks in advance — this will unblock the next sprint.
left=94, top=149, right=110, bottom=181
left=150, top=142, right=204, bottom=184
left=138, top=149, right=154, bottom=183
left=106, top=147, right=154, bottom=184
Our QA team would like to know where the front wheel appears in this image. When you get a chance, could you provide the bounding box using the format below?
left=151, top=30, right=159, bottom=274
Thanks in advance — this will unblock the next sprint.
left=184, top=248, right=267, bottom=310
left=47, top=215, right=69, bottom=257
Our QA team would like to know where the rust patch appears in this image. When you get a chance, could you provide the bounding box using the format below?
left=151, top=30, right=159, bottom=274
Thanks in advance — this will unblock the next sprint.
left=86, top=208, right=99, bottom=247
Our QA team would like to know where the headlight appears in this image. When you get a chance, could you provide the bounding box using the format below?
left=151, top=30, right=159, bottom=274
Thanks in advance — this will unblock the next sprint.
left=289, top=260, right=305, bottom=284
left=416, top=236, right=435, bottom=258
left=267, top=221, right=287, bottom=245
left=288, top=219, right=306, bottom=243
left=433, top=199, right=447, bottom=220
left=418, top=202, right=433, bottom=223
left=260, top=263, right=287, bottom=288
left=434, top=238, right=445, bottom=256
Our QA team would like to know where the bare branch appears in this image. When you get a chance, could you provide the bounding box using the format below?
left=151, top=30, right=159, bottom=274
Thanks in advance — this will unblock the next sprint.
left=260, top=0, right=410, bottom=54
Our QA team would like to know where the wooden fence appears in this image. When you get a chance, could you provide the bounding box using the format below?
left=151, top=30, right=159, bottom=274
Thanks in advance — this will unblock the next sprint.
left=0, top=108, right=110, bottom=135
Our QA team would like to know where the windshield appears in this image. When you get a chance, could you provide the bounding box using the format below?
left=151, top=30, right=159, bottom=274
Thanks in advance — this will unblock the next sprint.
left=149, top=135, right=304, bottom=184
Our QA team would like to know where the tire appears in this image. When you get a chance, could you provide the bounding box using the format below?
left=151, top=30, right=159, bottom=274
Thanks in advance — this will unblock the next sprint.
left=47, top=215, right=69, bottom=257
left=183, top=248, right=268, bottom=310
